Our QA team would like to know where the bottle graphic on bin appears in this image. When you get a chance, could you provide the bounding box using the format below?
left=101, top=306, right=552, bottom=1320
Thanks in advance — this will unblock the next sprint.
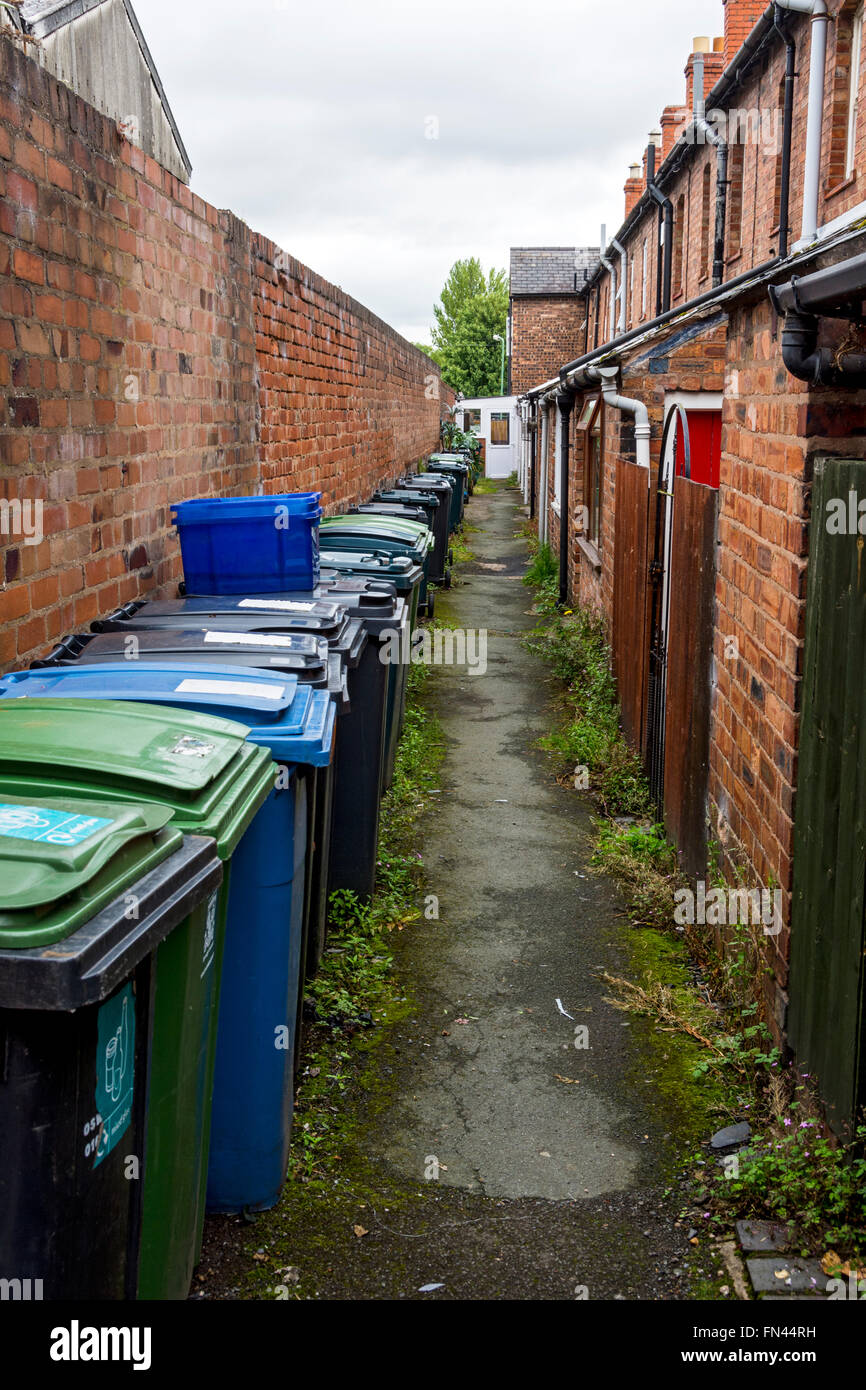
left=104, top=995, right=129, bottom=1104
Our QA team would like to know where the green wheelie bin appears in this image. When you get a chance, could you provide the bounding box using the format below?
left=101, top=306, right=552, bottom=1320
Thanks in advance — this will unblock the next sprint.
left=0, top=793, right=222, bottom=1300
left=0, top=698, right=274, bottom=1299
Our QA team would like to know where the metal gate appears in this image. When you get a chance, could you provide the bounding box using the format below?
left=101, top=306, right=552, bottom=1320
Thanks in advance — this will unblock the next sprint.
left=789, top=456, right=866, bottom=1135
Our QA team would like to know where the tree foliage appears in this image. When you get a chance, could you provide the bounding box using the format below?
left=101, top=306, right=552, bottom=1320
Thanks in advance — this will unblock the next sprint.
left=430, top=258, right=509, bottom=398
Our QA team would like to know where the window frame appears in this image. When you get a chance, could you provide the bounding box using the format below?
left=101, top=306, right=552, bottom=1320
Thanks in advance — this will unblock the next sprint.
left=578, top=396, right=604, bottom=550
left=846, top=3, right=864, bottom=179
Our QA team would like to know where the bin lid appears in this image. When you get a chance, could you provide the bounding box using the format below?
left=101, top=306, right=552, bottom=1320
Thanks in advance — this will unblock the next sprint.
left=322, top=515, right=431, bottom=540
left=0, top=834, right=222, bottom=1009
left=34, top=629, right=348, bottom=709
left=320, top=522, right=433, bottom=557
left=320, top=551, right=424, bottom=583
left=375, top=490, right=441, bottom=509
left=172, top=493, right=322, bottom=524
left=91, top=600, right=367, bottom=670
left=0, top=666, right=336, bottom=768
left=0, top=699, right=275, bottom=858
left=0, top=794, right=182, bottom=946
left=220, top=589, right=406, bottom=637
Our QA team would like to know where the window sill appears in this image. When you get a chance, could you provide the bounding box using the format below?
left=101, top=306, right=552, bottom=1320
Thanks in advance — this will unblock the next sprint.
left=726, top=249, right=743, bottom=267
left=576, top=536, right=602, bottom=573
left=824, top=174, right=857, bottom=202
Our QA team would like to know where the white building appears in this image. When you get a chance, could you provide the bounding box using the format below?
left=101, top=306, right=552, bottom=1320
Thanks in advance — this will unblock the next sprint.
left=454, top=396, right=519, bottom=480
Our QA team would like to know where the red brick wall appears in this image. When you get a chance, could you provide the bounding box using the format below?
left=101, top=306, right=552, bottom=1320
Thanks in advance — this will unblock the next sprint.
left=0, top=36, right=444, bottom=670
left=511, top=296, right=586, bottom=394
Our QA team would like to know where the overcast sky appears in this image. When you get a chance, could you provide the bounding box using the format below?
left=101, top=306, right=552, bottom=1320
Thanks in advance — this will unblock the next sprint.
left=135, top=0, right=722, bottom=344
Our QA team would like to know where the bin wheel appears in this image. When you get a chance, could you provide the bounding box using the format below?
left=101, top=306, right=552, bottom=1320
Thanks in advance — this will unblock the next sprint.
left=444, top=567, right=452, bottom=590
left=448, top=548, right=454, bottom=565
left=425, top=591, right=436, bottom=621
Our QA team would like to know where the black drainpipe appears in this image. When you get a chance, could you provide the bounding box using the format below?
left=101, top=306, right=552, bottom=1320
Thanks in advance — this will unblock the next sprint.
left=556, top=387, right=576, bottom=605
left=769, top=253, right=866, bottom=385
left=593, top=282, right=601, bottom=349
left=774, top=5, right=796, bottom=260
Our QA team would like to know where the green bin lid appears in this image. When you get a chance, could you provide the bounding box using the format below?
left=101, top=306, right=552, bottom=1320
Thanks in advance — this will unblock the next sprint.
left=0, top=699, right=275, bottom=860
left=0, top=794, right=183, bottom=948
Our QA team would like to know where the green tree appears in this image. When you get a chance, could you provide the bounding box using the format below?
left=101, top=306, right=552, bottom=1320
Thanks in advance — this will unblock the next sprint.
left=431, top=259, right=509, bottom=397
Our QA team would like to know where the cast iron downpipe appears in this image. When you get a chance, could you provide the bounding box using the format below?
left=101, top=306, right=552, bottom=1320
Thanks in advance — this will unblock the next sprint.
left=769, top=252, right=866, bottom=384
left=774, top=5, right=796, bottom=259
left=556, top=387, right=576, bottom=604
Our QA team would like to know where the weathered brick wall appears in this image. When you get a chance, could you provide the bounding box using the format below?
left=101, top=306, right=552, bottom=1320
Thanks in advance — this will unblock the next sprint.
left=253, top=235, right=444, bottom=511
left=511, top=295, right=586, bottom=394
left=0, top=36, right=444, bottom=670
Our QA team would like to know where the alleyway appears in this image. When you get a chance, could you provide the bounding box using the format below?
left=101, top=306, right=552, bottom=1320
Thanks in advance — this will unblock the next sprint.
left=200, top=485, right=718, bottom=1301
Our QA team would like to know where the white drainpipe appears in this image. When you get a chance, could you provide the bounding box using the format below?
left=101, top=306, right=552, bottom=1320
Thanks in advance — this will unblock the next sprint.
left=539, top=404, right=550, bottom=544
left=594, top=366, right=651, bottom=471
left=773, top=0, right=829, bottom=242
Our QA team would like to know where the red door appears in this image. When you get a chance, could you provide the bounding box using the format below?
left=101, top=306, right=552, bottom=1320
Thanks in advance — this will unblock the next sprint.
left=675, top=410, right=722, bottom=489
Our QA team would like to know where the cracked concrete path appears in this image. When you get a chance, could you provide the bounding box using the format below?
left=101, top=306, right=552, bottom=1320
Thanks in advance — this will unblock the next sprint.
left=371, top=487, right=679, bottom=1206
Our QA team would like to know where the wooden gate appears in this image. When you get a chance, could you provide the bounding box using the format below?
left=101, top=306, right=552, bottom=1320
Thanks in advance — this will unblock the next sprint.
left=789, top=456, right=866, bottom=1135
left=646, top=405, right=719, bottom=878
left=613, top=459, right=650, bottom=754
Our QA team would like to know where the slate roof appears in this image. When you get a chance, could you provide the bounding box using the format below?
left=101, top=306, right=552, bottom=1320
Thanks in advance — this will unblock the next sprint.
left=510, top=247, right=600, bottom=296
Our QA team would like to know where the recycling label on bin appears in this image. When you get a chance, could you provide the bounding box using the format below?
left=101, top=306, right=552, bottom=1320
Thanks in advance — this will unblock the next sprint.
left=92, top=982, right=135, bottom=1167
left=174, top=678, right=287, bottom=702
left=204, top=630, right=299, bottom=649
left=0, top=804, right=114, bottom=846
left=237, top=599, right=317, bottom=612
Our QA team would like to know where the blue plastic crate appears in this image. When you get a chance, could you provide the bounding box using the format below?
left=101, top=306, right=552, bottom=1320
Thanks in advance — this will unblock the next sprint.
left=171, top=494, right=323, bottom=594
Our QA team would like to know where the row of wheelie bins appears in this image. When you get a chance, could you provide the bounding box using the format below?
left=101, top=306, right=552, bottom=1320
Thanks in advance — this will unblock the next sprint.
left=0, top=460, right=473, bottom=1301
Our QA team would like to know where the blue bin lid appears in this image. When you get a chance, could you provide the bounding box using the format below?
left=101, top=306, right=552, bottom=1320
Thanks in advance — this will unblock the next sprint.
left=0, top=665, right=336, bottom=768
left=172, top=493, right=322, bottom=525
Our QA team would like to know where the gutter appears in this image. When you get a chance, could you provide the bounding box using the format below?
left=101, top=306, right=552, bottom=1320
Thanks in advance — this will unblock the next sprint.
left=769, top=251, right=866, bottom=384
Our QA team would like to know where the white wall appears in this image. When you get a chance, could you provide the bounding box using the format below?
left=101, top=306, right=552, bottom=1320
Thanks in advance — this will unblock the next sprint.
left=457, top=396, right=519, bottom=479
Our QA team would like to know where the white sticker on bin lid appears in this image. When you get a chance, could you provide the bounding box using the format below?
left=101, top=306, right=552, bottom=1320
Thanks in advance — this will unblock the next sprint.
left=237, top=599, right=318, bottom=613
left=203, top=630, right=299, bottom=649
left=174, top=678, right=287, bottom=702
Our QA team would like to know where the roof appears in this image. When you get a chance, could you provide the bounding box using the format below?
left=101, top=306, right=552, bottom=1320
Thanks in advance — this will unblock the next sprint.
left=510, top=247, right=600, bottom=296
left=18, top=0, right=191, bottom=178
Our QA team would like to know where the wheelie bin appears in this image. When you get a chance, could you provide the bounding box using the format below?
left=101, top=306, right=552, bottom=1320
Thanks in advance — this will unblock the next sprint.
left=320, top=550, right=425, bottom=638
left=427, top=457, right=471, bottom=521
left=0, top=666, right=335, bottom=1215
left=34, top=621, right=384, bottom=907
left=0, top=698, right=274, bottom=1298
left=171, top=493, right=323, bottom=594
left=86, top=600, right=388, bottom=907
left=320, top=517, right=435, bottom=618
left=413, top=469, right=462, bottom=533
left=0, top=792, right=221, bottom=1300
left=374, top=486, right=451, bottom=587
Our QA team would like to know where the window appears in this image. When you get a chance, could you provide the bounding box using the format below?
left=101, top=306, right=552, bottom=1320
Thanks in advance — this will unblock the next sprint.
left=700, top=164, right=712, bottom=281
left=578, top=397, right=603, bottom=550
left=628, top=254, right=635, bottom=326
left=727, top=140, right=745, bottom=258
left=828, top=3, right=865, bottom=190
left=490, top=412, right=510, bottom=445
left=673, top=195, right=685, bottom=298
left=641, top=238, right=648, bottom=315
left=464, top=409, right=481, bottom=430
left=847, top=4, right=864, bottom=177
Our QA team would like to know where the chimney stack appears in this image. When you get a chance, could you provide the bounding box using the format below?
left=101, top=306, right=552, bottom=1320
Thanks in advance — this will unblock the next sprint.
left=624, top=164, right=644, bottom=218
left=722, top=0, right=767, bottom=68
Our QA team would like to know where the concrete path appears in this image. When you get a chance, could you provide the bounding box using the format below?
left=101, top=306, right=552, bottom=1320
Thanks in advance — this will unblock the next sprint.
left=201, top=485, right=715, bottom=1301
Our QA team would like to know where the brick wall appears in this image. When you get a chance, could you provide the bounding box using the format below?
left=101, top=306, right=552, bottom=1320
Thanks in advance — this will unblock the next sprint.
left=0, top=35, right=444, bottom=670
left=511, top=295, right=586, bottom=394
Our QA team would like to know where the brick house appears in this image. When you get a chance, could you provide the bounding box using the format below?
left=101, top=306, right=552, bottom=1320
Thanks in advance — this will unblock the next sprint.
left=516, top=0, right=866, bottom=1134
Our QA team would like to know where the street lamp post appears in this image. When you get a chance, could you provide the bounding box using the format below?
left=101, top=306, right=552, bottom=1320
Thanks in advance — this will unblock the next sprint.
left=492, top=333, right=505, bottom=396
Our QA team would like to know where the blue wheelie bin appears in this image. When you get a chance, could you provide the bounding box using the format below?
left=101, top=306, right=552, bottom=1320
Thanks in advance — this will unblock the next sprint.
left=0, top=664, right=335, bottom=1214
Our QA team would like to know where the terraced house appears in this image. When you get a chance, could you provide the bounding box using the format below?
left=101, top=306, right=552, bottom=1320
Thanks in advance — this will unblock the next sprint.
left=515, top=0, right=866, bottom=1135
